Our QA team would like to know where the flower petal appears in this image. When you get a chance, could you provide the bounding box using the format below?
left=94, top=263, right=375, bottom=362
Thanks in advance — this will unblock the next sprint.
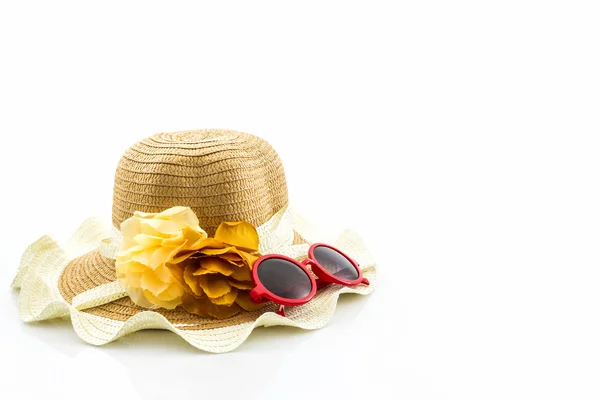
left=189, top=268, right=211, bottom=276
left=230, top=266, right=252, bottom=282
left=140, top=218, right=180, bottom=236
left=144, top=289, right=181, bottom=309
left=219, top=253, right=243, bottom=263
left=198, top=274, right=232, bottom=298
left=182, top=293, right=241, bottom=319
left=198, top=245, right=237, bottom=256
left=183, top=264, right=203, bottom=296
left=154, top=264, right=175, bottom=282
left=166, top=262, right=185, bottom=285
left=159, top=232, right=186, bottom=248
left=162, top=227, right=206, bottom=248
left=120, top=217, right=142, bottom=249
left=149, top=241, right=189, bottom=269
left=238, top=251, right=260, bottom=270
left=116, top=244, right=146, bottom=259
left=116, top=260, right=147, bottom=275
left=192, top=237, right=228, bottom=251
left=134, top=234, right=164, bottom=248
left=133, top=210, right=159, bottom=219
left=228, top=279, right=255, bottom=290
left=170, top=250, right=197, bottom=264
left=118, top=270, right=142, bottom=288
left=193, top=257, right=234, bottom=276
left=131, top=248, right=155, bottom=266
left=181, top=293, right=210, bottom=317
left=150, top=246, right=175, bottom=269
left=141, top=272, right=169, bottom=296
left=214, top=221, right=259, bottom=251
left=156, top=207, right=201, bottom=230
left=127, top=287, right=155, bottom=308
left=210, top=287, right=238, bottom=306
left=163, top=283, right=185, bottom=300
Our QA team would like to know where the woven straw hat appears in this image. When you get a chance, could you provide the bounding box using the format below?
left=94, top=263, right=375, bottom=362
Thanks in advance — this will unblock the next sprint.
left=12, top=129, right=376, bottom=353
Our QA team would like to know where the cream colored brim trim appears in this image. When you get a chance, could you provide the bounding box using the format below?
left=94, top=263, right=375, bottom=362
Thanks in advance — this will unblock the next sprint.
left=11, top=206, right=376, bottom=353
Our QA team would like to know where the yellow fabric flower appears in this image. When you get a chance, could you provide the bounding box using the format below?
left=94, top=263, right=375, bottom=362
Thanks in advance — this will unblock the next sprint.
left=115, top=207, right=208, bottom=309
left=116, top=206, right=264, bottom=319
left=168, top=221, right=265, bottom=318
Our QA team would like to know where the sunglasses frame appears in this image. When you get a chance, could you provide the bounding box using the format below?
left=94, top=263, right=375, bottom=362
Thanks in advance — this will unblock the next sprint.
left=306, top=243, right=369, bottom=287
left=249, top=243, right=369, bottom=314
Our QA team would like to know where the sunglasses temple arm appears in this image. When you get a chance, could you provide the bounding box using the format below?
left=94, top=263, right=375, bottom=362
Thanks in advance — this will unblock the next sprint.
left=352, top=258, right=370, bottom=286
left=316, top=279, right=331, bottom=290
left=277, top=304, right=286, bottom=317
left=249, top=288, right=267, bottom=304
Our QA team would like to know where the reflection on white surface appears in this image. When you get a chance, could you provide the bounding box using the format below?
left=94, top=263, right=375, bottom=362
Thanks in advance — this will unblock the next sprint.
left=2, top=290, right=395, bottom=400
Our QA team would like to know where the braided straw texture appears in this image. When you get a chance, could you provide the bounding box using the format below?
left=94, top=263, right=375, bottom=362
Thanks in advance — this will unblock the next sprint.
left=112, top=129, right=288, bottom=236
left=12, top=208, right=376, bottom=353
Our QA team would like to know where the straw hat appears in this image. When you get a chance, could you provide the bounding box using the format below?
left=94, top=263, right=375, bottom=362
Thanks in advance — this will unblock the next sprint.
left=12, top=129, right=376, bottom=353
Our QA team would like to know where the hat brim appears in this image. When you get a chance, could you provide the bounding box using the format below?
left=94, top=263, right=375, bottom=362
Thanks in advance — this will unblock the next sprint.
left=12, top=214, right=376, bottom=353
left=58, top=231, right=309, bottom=327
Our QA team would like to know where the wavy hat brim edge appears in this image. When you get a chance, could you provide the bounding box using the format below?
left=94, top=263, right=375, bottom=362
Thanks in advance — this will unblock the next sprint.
left=11, top=207, right=376, bottom=353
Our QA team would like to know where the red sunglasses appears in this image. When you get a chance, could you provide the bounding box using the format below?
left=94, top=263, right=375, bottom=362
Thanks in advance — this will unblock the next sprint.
left=249, top=243, right=370, bottom=317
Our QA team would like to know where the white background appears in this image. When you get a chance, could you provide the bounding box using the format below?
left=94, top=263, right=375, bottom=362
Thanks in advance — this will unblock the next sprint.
left=0, top=1, right=599, bottom=399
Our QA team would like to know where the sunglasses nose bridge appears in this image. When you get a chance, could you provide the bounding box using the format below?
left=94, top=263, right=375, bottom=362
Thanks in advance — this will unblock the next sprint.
left=300, top=258, right=316, bottom=268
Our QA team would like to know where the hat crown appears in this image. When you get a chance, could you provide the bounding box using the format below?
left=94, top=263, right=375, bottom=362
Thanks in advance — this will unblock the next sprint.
left=112, top=129, right=288, bottom=235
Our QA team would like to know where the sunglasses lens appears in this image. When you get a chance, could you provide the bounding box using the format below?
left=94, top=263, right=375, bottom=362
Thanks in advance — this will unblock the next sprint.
left=257, top=258, right=313, bottom=299
left=312, top=246, right=359, bottom=281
